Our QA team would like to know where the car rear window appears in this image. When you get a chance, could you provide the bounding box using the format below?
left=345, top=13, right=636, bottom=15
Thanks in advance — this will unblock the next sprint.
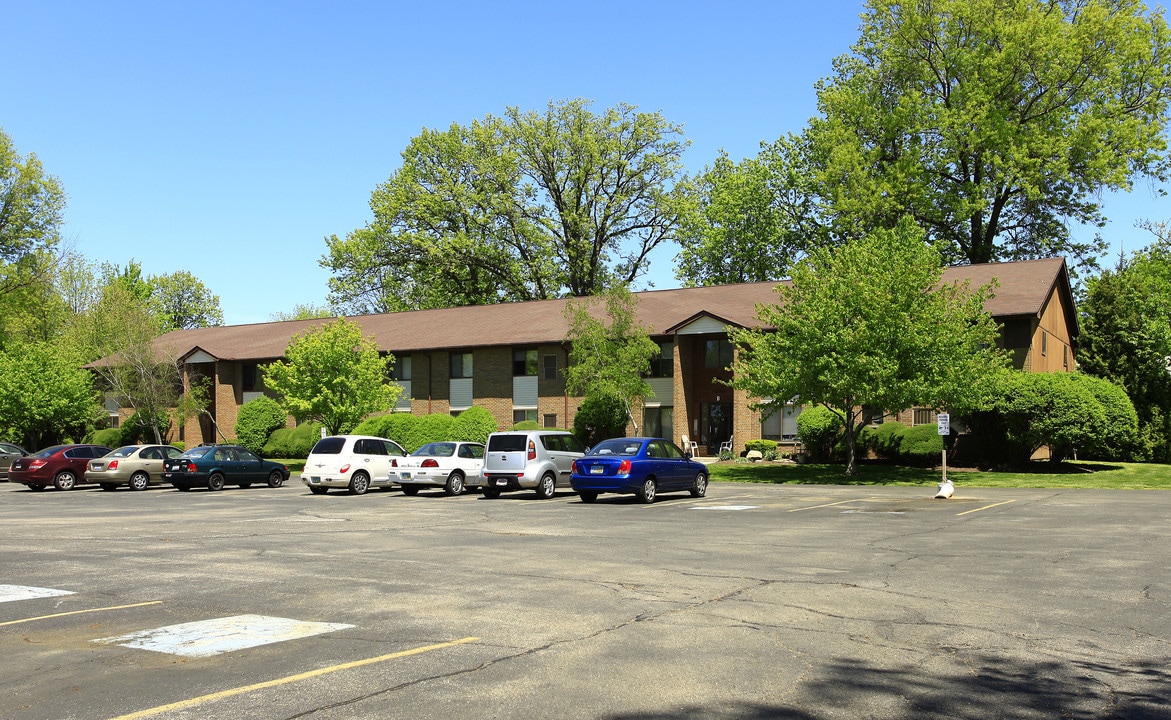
left=310, top=437, right=346, bottom=455
left=487, top=434, right=527, bottom=453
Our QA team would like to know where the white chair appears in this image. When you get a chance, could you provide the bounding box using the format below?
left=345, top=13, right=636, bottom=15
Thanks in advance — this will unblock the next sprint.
left=719, top=437, right=733, bottom=455
left=681, top=434, right=699, bottom=456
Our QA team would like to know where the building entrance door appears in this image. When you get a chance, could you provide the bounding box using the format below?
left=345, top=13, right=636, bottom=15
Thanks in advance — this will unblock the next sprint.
left=700, top=402, right=732, bottom=453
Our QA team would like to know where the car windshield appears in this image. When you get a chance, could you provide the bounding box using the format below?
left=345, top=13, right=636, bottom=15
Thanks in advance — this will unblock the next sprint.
left=110, top=446, right=139, bottom=458
left=589, top=439, right=644, bottom=457
left=413, top=442, right=455, bottom=457
left=178, top=447, right=212, bottom=459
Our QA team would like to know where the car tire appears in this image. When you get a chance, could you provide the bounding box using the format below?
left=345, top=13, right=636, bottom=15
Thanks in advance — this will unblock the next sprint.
left=129, top=472, right=150, bottom=491
left=267, top=470, right=285, bottom=488
left=27, top=483, right=47, bottom=491
left=638, top=478, right=657, bottom=504
left=53, top=471, right=77, bottom=491
left=579, top=491, right=598, bottom=503
left=308, top=486, right=328, bottom=495
left=444, top=471, right=465, bottom=496
left=349, top=472, right=370, bottom=495
left=100, top=483, right=118, bottom=491
left=535, top=473, right=556, bottom=499
left=690, top=472, right=708, bottom=498
left=207, top=473, right=226, bottom=491
left=400, top=485, right=420, bottom=496
left=482, top=487, right=501, bottom=498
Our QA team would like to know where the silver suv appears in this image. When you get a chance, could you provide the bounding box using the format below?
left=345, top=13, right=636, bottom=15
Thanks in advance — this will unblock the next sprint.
left=482, top=431, right=586, bottom=499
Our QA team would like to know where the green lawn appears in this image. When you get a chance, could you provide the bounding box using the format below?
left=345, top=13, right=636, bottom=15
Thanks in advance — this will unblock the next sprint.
left=707, top=459, right=1171, bottom=490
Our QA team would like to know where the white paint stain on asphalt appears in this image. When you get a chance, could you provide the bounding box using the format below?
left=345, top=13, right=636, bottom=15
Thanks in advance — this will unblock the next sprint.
left=93, top=614, right=355, bottom=658
left=692, top=505, right=760, bottom=511
left=0, top=584, right=75, bottom=603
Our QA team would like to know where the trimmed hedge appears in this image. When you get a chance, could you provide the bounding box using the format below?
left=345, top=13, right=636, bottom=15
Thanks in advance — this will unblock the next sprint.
left=235, top=396, right=288, bottom=454
left=451, top=406, right=498, bottom=444
left=745, top=439, right=777, bottom=455
left=90, top=427, right=122, bottom=448
left=262, top=421, right=324, bottom=458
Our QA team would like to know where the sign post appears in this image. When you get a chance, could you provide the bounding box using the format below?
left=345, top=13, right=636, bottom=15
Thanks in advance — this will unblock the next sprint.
left=934, top=413, right=953, bottom=499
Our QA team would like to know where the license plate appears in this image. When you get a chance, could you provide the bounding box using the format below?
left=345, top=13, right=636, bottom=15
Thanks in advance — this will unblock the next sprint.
left=400, top=472, right=411, bottom=479
left=590, top=465, right=604, bottom=474
left=311, top=476, right=320, bottom=482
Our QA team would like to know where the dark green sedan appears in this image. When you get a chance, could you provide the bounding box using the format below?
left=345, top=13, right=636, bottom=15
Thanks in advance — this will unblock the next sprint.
left=163, top=445, right=289, bottom=491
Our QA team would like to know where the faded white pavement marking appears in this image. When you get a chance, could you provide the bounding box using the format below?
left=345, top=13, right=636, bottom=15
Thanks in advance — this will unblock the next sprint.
left=94, top=614, right=355, bottom=658
left=0, top=584, right=75, bottom=603
left=692, top=505, right=760, bottom=511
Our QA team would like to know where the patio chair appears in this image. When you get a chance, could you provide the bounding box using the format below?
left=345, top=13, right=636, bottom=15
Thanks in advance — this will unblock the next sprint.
left=719, top=437, right=733, bottom=455
left=681, top=434, right=700, bottom=456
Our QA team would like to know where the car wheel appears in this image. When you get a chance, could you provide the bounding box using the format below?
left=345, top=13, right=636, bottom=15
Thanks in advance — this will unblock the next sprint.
left=579, top=491, right=598, bottom=504
left=482, top=487, right=501, bottom=498
left=53, top=471, right=77, bottom=491
left=535, top=473, right=556, bottom=499
left=444, top=471, right=465, bottom=496
left=207, top=473, right=226, bottom=491
left=129, top=471, right=150, bottom=491
left=690, top=472, right=708, bottom=498
left=308, top=486, right=329, bottom=495
left=100, top=483, right=118, bottom=491
left=348, top=472, right=370, bottom=495
left=638, top=478, right=657, bottom=504
left=400, top=485, right=420, bottom=496
left=267, top=470, right=285, bottom=488
left=175, top=484, right=191, bottom=492
left=27, top=483, right=47, bottom=491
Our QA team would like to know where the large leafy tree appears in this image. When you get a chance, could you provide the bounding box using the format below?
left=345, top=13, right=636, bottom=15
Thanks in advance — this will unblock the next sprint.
left=730, top=218, right=1008, bottom=475
left=563, top=287, right=660, bottom=436
left=808, top=0, right=1171, bottom=268
left=0, top=340, right=101, bottom=449
left=1079, top=224, right=1171, bottom=460
left=262, top=318, right=401, bottom=435
left=323, top=99, right=688, bottom=313
left=149, top=270, right=223, bottom=330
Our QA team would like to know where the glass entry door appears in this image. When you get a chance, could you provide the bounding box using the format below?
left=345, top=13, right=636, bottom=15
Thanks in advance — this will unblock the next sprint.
left=700, top=402, right=732, bottom=452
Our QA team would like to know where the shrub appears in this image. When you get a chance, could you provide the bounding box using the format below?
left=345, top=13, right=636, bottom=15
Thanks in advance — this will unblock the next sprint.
left=898, top=424, right=944, bottom=465
left=403, top=413, right=457, bottom=452
left=90, top=427, right=122, bottom=448
left=1068, top=373, right=1140, bottom=461
left=352, top=412, right=419, bottom=448
left=796, top=405, right=842, bottom=461
left=262, top=422, right=323, bottom=458
left=572, top=394, right=628, bottom=447
left=235, top=396, right=288, bottom=454
left=745, top=439, right=777, bottom=455
left=511, top=420, right=541, bottom=431
left=262, top=427, right=294, bottom=457
left=872, top=422, right=904, bottom=459
left=451, top=406, right=498, bottom=444
left=118, top=412, right=169, bottom=445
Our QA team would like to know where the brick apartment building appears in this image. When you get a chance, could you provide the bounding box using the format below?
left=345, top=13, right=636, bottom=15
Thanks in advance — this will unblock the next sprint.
left=109, top=257, right=1078, bottom=455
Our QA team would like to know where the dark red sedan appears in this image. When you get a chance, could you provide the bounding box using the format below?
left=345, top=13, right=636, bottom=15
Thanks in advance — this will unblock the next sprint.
left=9, top=444, right=113, bottom=491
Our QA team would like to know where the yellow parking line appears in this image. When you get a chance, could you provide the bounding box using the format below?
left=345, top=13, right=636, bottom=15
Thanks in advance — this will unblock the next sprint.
left=956, top=499, right=1017, bottom=516
left=0, top=600, right=163, bottom=627
left=107, top=636, right=480, bottom=720
left=787, top=498, right=867, bottom=512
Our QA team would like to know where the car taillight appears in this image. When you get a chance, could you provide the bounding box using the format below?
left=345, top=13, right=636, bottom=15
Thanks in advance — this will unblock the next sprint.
left=187, top=463, right=198, bottom=472
left=571, top=460, right=579, bottom=473
left=339, top=464, right=351, bottom=474
left=422, top=459, right=438, bottom=467
left=618, top=459, right=632, bottom=474
left=108, top=460, right=119, bottom=470
left=527, top=439, right=536, bottom=461
left=28, top=460, right=46, bottom=471
left=391, top=458, right=398, bottom=467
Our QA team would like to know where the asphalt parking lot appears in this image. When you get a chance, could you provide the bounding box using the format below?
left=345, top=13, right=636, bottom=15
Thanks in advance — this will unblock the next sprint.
left=1, top=479, right=1168, bottom=720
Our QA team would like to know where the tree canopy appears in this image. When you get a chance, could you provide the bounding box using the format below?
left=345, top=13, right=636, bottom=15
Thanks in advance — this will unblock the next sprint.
left=149, top=270, right=224, bottom=331
left=262, top=318, right=401, bottom=435
left=0, top=340, right=100, bottom=449
left=323, top=99, right=688, bottom=313
left=730, top=217, right=1008, bottom=475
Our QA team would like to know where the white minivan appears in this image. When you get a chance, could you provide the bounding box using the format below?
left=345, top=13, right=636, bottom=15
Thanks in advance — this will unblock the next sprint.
left=302, top=435, right=407, bottom=495
left=481, top=430, right=587, bottom=499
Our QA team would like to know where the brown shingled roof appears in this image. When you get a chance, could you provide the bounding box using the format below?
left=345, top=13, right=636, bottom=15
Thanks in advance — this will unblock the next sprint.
left=136, top=257, right=1072, bottom=363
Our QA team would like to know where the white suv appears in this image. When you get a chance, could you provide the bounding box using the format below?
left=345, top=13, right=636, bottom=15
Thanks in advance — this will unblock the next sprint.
left=302, top=435, right=407, bottom=495
left=482, top=430, right=587, bottom=499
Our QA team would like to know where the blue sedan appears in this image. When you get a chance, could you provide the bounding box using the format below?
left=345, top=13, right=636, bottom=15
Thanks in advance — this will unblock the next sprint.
left=570, top=437, right=709, bottom=504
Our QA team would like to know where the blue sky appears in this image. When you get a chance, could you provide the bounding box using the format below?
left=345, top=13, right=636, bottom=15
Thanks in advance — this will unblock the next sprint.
left=4, top=1, right=1166, bottom=325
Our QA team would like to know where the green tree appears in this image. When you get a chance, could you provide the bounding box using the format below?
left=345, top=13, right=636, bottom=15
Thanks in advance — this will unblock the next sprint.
left=1078, top=227, right=1171, bottom=460
left=801, top=0, right=1171, bottom=269
left=269, top=303, right=335, bottom=322
left=149, top=270, right=224, bottom=330
left=572, top=394, right=629, bottom=447
left=730, top=218, right=1008, bottom=476
left=323, top=99, right=688, bottom=313
left=262, top=318, right=401, bottom=435
left=0, top=340, right=101, bottom=449
left=563, top=287, right=661, bottom=435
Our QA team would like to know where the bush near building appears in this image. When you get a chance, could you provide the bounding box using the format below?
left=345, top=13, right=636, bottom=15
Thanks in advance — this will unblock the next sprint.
left=235, top=396, right=288, bottom=454
left=262, top=422, right=324, bottom=458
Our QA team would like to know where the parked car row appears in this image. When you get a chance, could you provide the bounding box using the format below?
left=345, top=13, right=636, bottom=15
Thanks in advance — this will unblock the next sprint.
left=5, top=431, right=710, bottom=504
left=6, top=443, right=289, bottom=492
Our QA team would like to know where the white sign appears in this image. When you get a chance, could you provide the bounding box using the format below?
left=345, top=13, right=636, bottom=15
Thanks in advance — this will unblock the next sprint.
left=937, top=413, right=950, bottom=436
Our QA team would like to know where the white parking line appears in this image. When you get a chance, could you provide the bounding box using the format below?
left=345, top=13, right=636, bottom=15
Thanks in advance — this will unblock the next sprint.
left=0, top=584, right=75, bottom=603
left=94, top=615, right=355, bottom=658
left=692, top=505, right=761, bottom=511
